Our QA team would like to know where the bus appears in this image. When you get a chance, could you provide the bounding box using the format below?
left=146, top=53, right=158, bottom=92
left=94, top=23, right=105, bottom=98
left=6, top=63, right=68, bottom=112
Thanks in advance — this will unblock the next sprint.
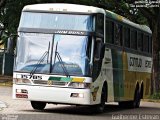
left=12, top=3, right=152, bottom=113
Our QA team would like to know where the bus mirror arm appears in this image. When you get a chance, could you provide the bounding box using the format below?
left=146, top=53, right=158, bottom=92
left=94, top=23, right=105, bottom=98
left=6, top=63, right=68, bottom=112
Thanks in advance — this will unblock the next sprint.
left=100, top=43, right=105, bottom=60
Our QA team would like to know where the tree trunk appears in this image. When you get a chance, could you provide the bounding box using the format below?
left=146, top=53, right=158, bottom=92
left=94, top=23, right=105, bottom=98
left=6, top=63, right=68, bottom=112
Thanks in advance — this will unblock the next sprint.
left=0, top=0, right=6, bottom=8
left=151, top=20, right=159, bottom=94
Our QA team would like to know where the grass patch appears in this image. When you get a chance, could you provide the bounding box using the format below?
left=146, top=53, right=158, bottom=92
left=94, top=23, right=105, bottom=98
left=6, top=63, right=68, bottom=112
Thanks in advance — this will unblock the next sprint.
left=0, top=81, right=12, bottom=87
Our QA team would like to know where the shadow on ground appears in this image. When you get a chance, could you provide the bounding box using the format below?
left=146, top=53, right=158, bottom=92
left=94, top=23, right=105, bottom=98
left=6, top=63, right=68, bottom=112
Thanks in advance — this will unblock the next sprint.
left=21, top=104, right=137, bottom=116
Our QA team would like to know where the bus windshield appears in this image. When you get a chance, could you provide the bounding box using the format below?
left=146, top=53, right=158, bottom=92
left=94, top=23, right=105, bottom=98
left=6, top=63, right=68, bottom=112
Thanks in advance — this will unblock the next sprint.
left=15, top=33, right=91, bottom=76
left=19, top=12, right=93, bottom=31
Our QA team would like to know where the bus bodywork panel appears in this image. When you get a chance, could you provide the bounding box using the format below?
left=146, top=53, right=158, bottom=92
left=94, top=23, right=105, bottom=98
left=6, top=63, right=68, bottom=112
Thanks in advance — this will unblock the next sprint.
left=13, top=84, right=91, bottom=105
left=98, top=48, right=152, bottom=102
left=112, top=49, right=151, bottom=101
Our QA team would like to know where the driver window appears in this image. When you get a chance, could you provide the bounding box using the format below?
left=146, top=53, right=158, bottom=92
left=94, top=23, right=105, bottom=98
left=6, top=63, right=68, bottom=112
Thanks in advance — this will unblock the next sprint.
left=96, top=14, right=104, bottom=34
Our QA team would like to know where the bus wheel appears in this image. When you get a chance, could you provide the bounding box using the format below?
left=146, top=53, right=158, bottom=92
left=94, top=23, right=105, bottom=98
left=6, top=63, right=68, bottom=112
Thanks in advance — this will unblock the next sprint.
left=92, top=86, right=106, bottom=113
left=134, top=88, right=141, bottom=108
left=31, top=101, right=46, bottom=110
left=119, top=88, right=140, bottom=108
left=129, top=88, right=141, bottom=108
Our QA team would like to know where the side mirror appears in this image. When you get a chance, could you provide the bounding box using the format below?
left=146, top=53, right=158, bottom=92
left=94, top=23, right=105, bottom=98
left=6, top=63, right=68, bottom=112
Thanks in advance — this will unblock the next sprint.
left=94, top=38, right=105, bottom=61
left=7, top=34, right=18, bottom=55
left=7, top=37, right=14, bottom=54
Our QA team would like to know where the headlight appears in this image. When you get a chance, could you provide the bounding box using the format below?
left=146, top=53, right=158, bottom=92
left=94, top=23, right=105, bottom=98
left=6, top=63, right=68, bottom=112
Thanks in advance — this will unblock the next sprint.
left=13, top=78, right=31, bottom=84
left=68, top=82, right=90, bottom=88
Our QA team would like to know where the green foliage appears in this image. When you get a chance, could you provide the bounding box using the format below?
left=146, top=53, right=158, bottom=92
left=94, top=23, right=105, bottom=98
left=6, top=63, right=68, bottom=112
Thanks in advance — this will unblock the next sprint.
left=150, top=92, right=160, bottom=99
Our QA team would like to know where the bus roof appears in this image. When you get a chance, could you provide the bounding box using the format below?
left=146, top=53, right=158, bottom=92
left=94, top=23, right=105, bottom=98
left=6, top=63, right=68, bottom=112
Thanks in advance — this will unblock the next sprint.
left=23, top=3, right=106, bottom=14
left=23, top=3, right=152, bottom=34
left=105, top=10, right=152, bottom=34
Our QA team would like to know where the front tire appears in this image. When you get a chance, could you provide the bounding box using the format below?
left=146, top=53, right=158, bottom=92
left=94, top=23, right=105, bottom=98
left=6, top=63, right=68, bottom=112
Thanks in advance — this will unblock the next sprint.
left=31, top=101, right=46, bottom=110
left=92, top=86, right=106, bottom=113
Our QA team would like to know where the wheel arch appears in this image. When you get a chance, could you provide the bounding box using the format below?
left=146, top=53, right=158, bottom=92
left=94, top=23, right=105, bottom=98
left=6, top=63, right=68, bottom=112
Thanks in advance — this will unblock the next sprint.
left=135, top=81, right=140, bottom=91
left=134, top=81, right=140, bottom=98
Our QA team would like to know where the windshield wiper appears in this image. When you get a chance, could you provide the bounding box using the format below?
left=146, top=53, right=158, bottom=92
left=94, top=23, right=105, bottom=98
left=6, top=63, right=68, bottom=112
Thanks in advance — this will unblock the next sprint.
left=30, top=42, right=50, bottom=75
left=53, top=42, right=70, bottom=77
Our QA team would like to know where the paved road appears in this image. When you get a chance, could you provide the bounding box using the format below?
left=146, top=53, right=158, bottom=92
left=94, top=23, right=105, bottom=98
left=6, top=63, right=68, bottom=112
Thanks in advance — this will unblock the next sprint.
left=1, top=86, right=160, bottom=120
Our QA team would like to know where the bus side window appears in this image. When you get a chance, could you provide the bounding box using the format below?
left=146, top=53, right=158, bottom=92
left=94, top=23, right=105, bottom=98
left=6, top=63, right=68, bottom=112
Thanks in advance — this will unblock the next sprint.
left=114, top=23, right=122, bottom=46
left=105, top=20, right=114, bottom=44
left=124, top=27, right=130, bottom=48
left=131, top=29, right=137, bottom=50
left=138, top=32, right=143, bottom=51
left=143, top=34, right=149, bottom=53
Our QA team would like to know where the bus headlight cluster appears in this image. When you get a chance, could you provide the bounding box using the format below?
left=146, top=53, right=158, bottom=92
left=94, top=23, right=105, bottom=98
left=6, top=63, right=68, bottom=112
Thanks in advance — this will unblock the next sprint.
left=13, top=78, right=31, bottom=84
left=68, top=82, right=90, bottom=88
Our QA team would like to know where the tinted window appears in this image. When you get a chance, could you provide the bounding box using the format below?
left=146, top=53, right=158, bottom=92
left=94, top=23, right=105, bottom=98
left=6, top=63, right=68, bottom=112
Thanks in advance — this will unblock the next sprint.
left=143, top=34, right=149, bottom=52
left=20, top=12, right=93, bottom=31
left=114, top=23, right=122, bottom=46
left=131, top=29, right=137, bottom=50
left=106, top=20, right=114, bottom=43
left=138, top=32, right=143, bottom=51
left=96, top=14, right=104, bottom=34
left=124, top=27, right=130, bottom=48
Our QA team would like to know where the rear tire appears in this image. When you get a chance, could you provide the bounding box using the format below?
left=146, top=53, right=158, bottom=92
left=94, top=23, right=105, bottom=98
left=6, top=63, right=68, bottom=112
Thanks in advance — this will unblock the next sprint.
left=31, top=101, right=46, bottom=110
left=134, top=88, right=141, bottom=108
left=119, top=88, right=140, bottom=108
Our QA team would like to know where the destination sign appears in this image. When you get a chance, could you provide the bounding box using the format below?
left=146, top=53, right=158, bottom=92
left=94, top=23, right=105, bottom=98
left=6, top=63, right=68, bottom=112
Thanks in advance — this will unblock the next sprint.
left=127, top=53, right=152, bottom=73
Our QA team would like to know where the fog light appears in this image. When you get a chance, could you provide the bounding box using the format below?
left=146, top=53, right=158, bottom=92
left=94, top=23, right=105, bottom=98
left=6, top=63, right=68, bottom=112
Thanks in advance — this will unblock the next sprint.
left=16, top=89, right=22, bottom=93
left=78, top=93, right=84, bottom=98
left=71, top=93, right=84, bottom=98
left=16, top=89, right=28, bottom=94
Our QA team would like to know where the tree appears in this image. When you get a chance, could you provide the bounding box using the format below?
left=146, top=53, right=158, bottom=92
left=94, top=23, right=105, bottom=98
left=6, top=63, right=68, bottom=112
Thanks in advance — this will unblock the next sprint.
left=139, top=7, right=160, bottom=93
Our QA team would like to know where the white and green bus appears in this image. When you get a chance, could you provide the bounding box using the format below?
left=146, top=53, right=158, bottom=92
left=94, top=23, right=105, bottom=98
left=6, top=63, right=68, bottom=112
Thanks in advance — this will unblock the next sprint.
left=13, top=3, right=152, bottom=112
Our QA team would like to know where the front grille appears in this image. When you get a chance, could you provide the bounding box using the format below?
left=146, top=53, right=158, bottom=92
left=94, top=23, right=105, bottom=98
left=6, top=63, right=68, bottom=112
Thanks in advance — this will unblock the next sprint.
left=51, top=81, right=67, bottom=86
left=33, top=80, right=68, bottom=86
left=33, top=80, right=47, bottom=85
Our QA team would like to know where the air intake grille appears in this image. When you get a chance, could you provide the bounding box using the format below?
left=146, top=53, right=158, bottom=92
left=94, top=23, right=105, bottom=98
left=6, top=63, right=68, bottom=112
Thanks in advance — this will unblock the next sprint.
left=33, top=80, right=68, bottom=86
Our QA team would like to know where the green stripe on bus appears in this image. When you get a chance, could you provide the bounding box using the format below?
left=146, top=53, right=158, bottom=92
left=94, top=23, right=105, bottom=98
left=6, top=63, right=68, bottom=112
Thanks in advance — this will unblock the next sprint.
left=49, top=77, right=61, bottom=81
left=48, top=77, right=72, bottom=82
left=112, top=49, right=124, bottom=100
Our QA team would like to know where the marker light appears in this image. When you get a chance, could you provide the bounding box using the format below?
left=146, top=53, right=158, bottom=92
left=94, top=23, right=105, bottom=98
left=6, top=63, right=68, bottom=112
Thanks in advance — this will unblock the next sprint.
left=13, top=78, right=31, bottom=84
left=16, top=89, right=28, bottom=94
left=68, top=82, right=90, bottom=88
left=70, top=93, right=84, bottom=98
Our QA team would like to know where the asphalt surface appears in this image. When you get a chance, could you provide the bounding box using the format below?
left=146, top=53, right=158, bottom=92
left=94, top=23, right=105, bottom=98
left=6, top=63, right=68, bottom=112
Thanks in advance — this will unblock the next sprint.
left=1, top=86, right=160, bottom=120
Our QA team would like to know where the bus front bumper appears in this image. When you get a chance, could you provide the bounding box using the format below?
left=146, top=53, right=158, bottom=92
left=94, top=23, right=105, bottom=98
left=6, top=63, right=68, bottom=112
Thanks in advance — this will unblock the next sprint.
left=12, top=84, right=92, bottom=105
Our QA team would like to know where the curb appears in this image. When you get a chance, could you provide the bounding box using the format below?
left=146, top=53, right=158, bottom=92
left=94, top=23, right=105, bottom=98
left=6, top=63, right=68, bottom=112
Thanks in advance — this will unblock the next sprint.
left=0, top=76, right=13, bottom=87
left=142, top=99, right=160, bottom=103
